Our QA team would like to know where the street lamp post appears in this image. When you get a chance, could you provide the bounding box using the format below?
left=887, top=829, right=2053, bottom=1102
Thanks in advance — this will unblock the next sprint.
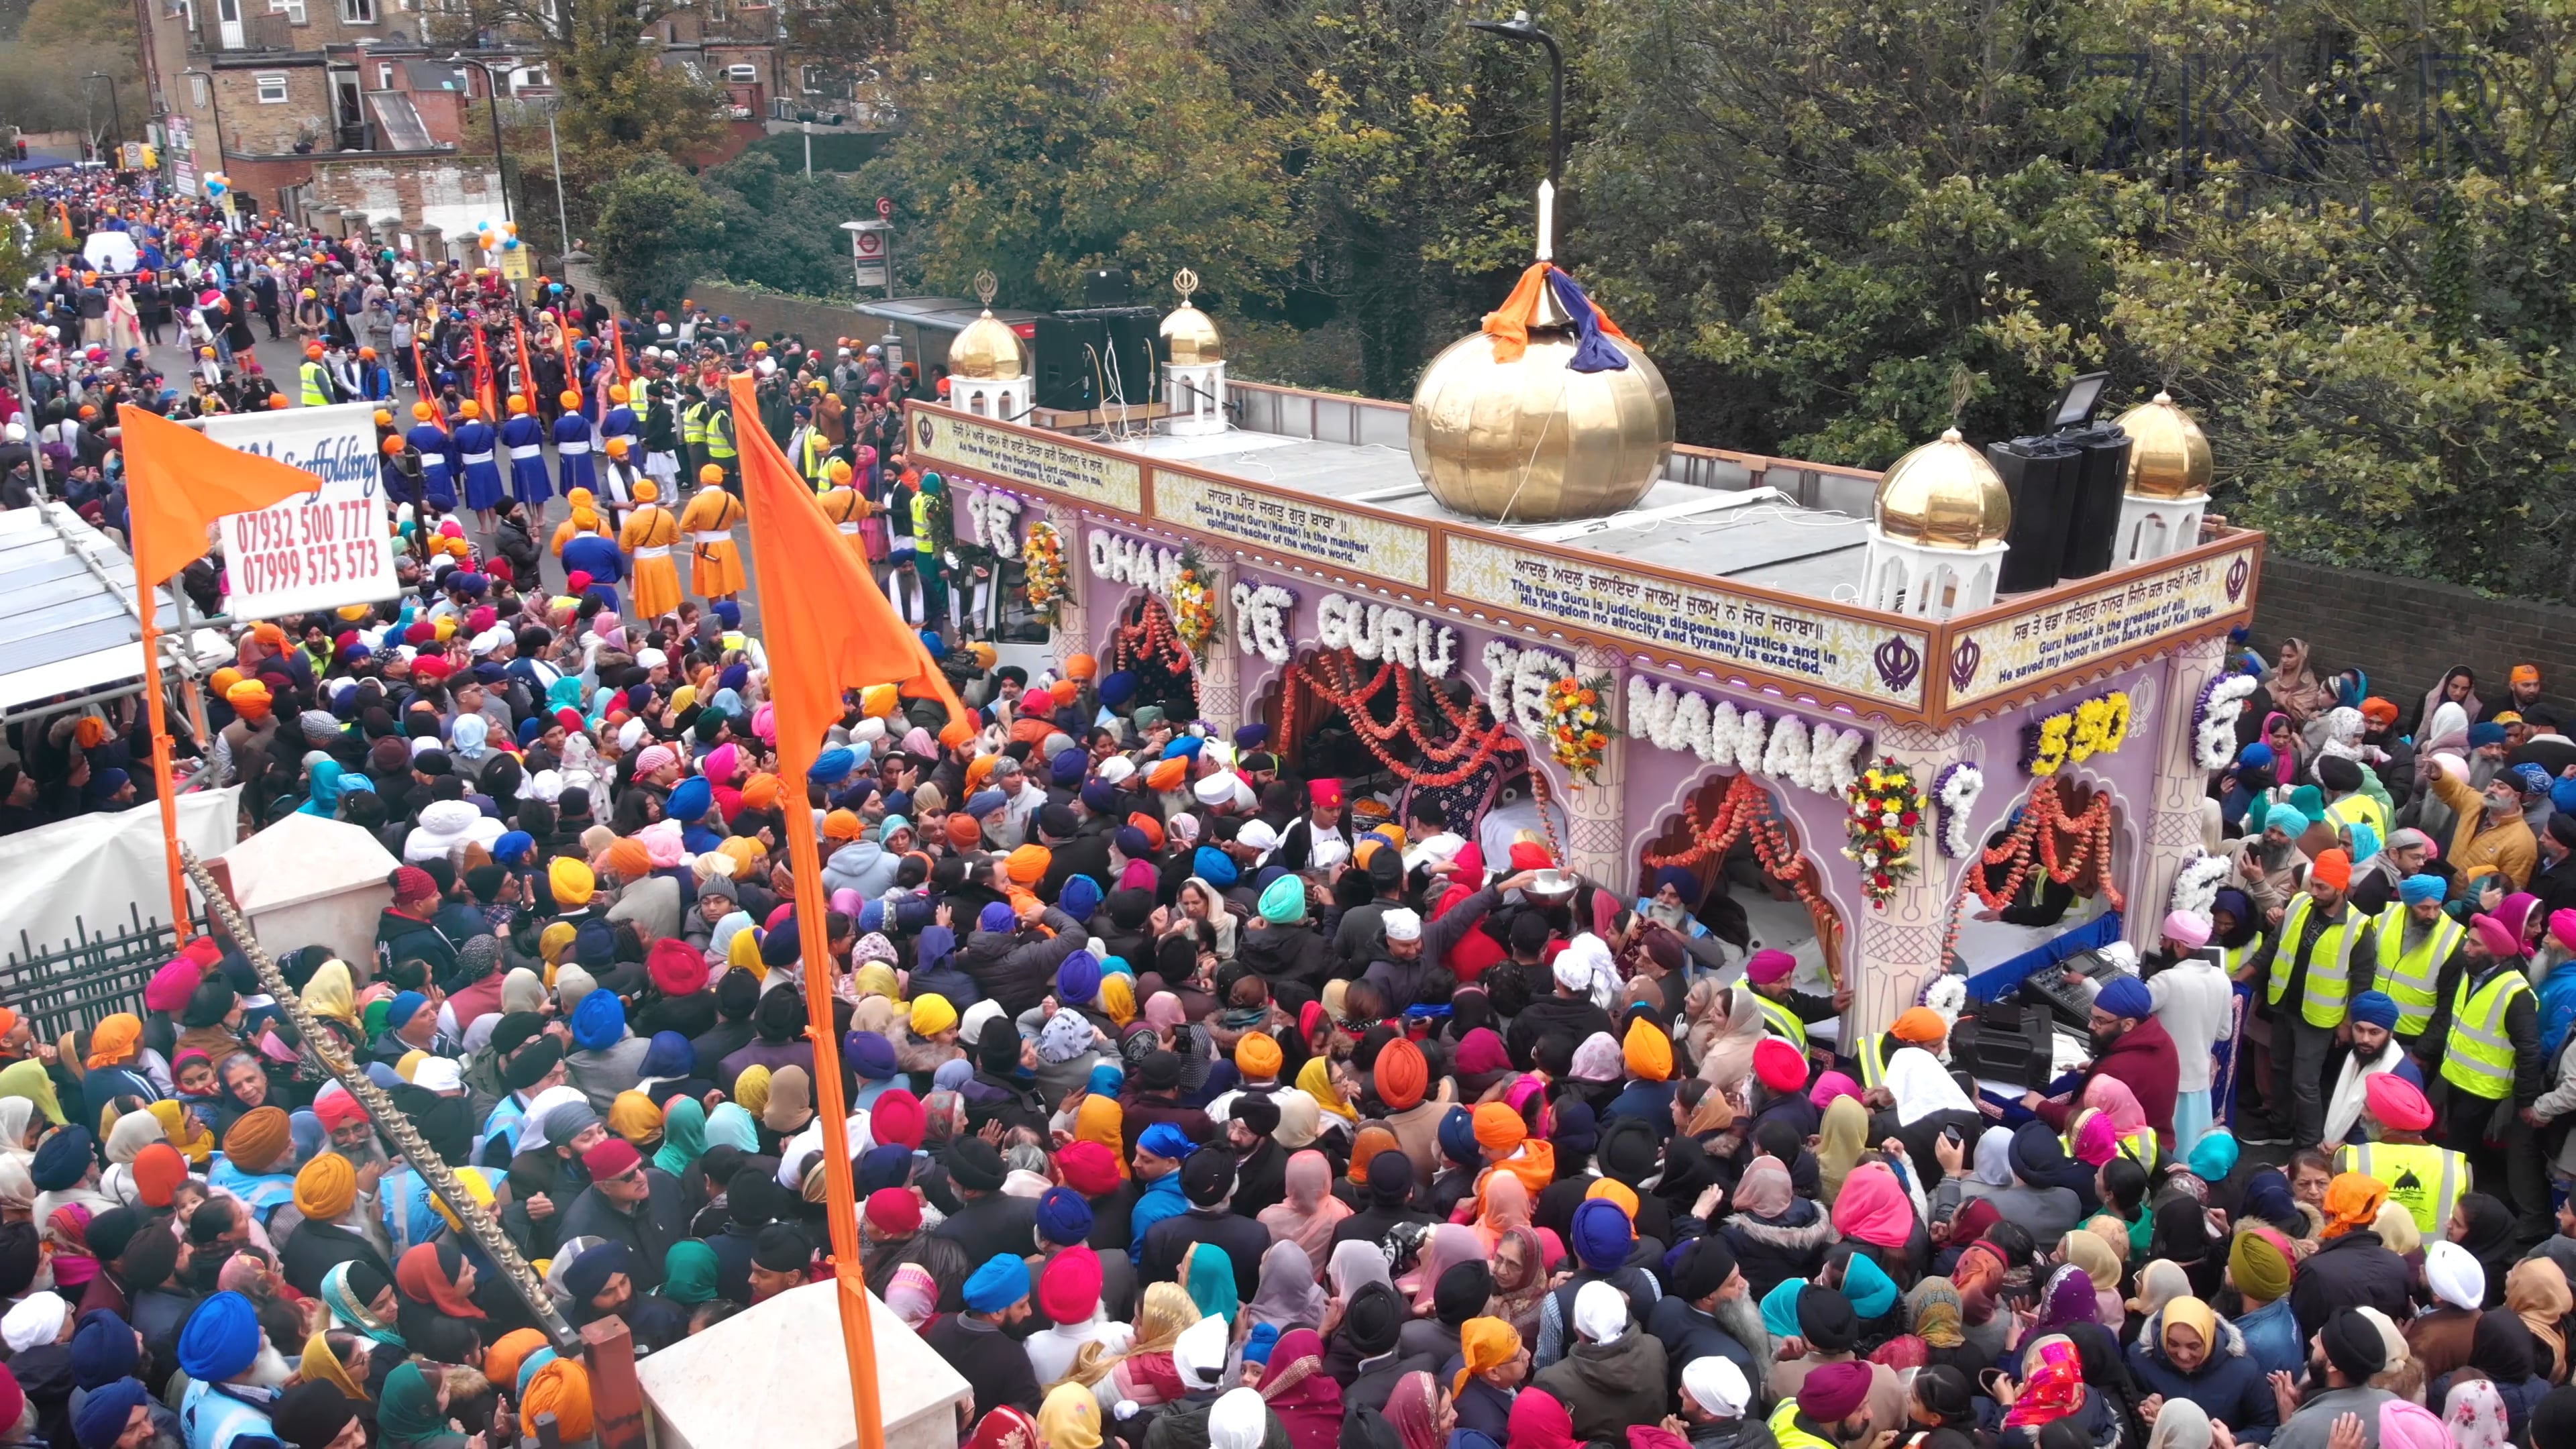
left=87, top=73, right=124, bottom=154
left=449, top=53, right=515, bottom=224
left=1466, top=10, right=1565, bottom=258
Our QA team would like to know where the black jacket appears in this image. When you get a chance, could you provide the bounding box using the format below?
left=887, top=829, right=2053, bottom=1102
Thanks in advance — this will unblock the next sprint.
left=555, top=1169, right=692, bottom=1292
left=956, top=908, right=1087, bottom=1015
left=1721, top=1201, right=1837, bottom=1301
left=2287, top=1228, right=2414, bottom=1344
left=1140, top=1205, right=1273, bottom=1301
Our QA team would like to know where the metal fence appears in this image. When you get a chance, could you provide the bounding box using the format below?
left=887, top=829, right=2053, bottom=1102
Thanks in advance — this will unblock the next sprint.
left=0, top=905, right=192, bottom=1044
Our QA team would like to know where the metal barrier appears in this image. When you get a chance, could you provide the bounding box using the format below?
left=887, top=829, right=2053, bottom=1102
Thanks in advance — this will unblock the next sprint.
left=0, top=904, right=189, bottom=1044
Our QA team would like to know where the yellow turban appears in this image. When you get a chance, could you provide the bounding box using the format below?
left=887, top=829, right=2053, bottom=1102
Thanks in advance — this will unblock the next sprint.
left=1234, top=1032, right=1283, bottom=1080
left=433, top=1166, right=496, bottom=1232
left=733, top=1065, right=772, bottom=1118
left=550, top=858, right=597, bottom=907
left=540, top=921, right=579, bottom=967
left=1097, top=974, right=1136, bottom=1028
left=728, top=927, right=767, bottom=980
left=608, top=1091, right=663, bottom=1146
left=293, top=1153, right=356, bottom=1221
left=910, top=994, right=959, bottom=1038
left=1622, top=1017, right=1674, bottom=1083
left=861, top=684, right=898, bottom=718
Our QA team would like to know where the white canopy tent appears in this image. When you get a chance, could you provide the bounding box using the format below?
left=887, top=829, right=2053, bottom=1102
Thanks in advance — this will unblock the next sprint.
left=0, top=503, right=230, bottom=733
left=215, top=811, right=400, bottom=969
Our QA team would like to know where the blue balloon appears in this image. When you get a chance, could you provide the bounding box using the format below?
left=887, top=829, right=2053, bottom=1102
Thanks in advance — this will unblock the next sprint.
left=502, top=236, right=521, bottom=250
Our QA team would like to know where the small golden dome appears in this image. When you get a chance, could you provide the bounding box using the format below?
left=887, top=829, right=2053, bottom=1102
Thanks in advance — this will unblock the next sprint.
left=1161, top=305, right=1223, bottom=366
left=1874, top=427, right=2012, bottom=549
left=2115, top=391, right=2213, bottom=500
left=948, top=309, right=1024, bottom=382
left=1408, top=327, right=1674, bottom=523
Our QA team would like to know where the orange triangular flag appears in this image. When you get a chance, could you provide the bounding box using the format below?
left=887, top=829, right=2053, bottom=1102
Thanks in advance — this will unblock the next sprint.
left=727, top=374, right=967, bottom=758
left=118, top=404, right=327, bottom=588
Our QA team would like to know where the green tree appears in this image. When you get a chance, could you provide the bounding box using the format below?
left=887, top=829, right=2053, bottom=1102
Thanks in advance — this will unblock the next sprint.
left=704, top=152, right=871, bottom=298
left=591, top=158, right=727, bottom=311
left=859, top=0, right=1296, bottom=310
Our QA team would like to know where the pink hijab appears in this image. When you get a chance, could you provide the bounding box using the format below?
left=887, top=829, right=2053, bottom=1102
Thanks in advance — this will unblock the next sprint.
left=1832, top=1161, right=1917, bottom=1250
left=1399, top=1224, right=1488, bottom=1314
left=1257, top=1151, right=1350, bottom=1275
left=2081, top=1077, right=2147, bottom=1138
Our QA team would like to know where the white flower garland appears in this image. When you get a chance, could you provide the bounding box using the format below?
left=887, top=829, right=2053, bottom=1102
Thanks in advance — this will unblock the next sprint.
left=1936, top=763, right=1985, bottom=857
left=1318, top=594, right=1459, bottom=677
left=2194, top=674, right=2259, bottom=769
left=1228, top=582, right=1297, bottom=664
left=1088, top=529, right=1181, bottom=596
left=2170, top=853, right=2233, bottom=918
left=1620, top=675, right=1867, bottom=796
left=963, top=489, right=1023, bottom=557
left=1482, top=640, right=1574, bottom=737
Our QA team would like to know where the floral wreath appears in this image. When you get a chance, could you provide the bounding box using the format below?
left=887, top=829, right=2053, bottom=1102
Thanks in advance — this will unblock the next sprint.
left=2022, top=690, right=2133, bottom=776
left=1544, top=674, right=1620, bottom=785
left=1843, top=756, right=1925, bottom=907
left=1021, top=519, right=1067, bottom=623
left=1166, top=547, right=1220, bottom=655
left=2193, top=672, right=2258, bottom=770
left=1933, top=761, right=1985, bottom=857
left=1281, top=648, right=1521, bottom=788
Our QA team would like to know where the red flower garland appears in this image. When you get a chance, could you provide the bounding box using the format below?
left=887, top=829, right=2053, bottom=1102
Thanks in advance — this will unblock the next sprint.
left=1283, top=648, right=1523, bottom=788
left=1109, top=596, right=1193, bottom=679
left=1641, top=772, right=1845, bottom=985
left=1970, top=777, right=2125, bottom=912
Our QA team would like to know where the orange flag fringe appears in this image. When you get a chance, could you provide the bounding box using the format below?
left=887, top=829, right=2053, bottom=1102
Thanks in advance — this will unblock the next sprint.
left=119, top=405, right=328, bottom=586
left=726, top=373, right=966, bottom=754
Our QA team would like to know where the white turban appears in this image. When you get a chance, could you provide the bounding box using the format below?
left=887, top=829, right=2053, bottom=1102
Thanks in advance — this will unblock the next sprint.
left=1208, top=1389, right=1268, bottom=1449
left=1572, top=1279, right=1627, bottom=1344
left=1553, top=932, right=1619, bottom=1010
left=1682, top=1356, right=1751, bottom=1418
left=1173, top=1313, right=1230, bottom=1390
left=1, top=1293, right=63, bottom=1354
left=2425, top=1240, right=2485, bottom=1311
left=1097, top=756, right=1135, bottom=786
left=1382, top=908, right=1421, bottom=943
left=1193, top=773, right=1234, bottom=806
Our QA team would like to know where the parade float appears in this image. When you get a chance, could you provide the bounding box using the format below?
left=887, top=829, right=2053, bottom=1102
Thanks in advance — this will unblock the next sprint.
left=904, top=259, right=2257, bottom=1046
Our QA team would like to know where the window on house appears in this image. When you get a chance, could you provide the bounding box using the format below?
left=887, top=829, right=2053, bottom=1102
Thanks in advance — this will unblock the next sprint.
left=190, top=73, right=213, bottom=107
left=725, top=63, right=756, bottom=82
left=799, top=64, right=821, bottom=93
left=378, top=62, right=392, bottom=86
left=342, top=0, right=373, bottom=21
left=256, top=72, right=290, bottom=102
left=267, top=0, right=307, bottom=22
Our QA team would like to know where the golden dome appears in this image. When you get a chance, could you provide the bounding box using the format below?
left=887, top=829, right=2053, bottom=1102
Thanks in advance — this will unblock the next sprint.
left=1161, top=305, right=1224, bottom=365
left=2114, top=391, right=2213, bottom=500
left=948, top=309, right=1024, bottom=382
left=1407, top=315, right=1674, bottom=523
left=1874, top=427, right=2012, bottom=549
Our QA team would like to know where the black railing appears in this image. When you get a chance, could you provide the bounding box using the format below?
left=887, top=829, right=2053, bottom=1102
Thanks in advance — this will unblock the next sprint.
left=1, top=906, right=192, bottom=1044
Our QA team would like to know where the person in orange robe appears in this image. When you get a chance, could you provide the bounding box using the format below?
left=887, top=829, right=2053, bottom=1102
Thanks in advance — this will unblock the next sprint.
left=678, top=464, right=748, bottom=601
left=550, top=488, right=614, bottom=556
left=816, top=459, right=871, bottom=564
left=621, top=479, right=684, bottom=620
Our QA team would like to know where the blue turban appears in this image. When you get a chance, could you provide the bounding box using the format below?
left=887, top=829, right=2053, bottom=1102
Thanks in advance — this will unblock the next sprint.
left=808, top=748, right=856, bottom=785
left=964, top=789, right=1008, bottom=819
left=339, top=774, right=374, bottom=796
left=2470, top=722, right=2508, bottom=747
left=1437, top=1106, right=1478, bottom=1166
left=69, top=1308, right=138, bottom=1389
left=2400, top=874, right=2447, bottom=906
left=640, top=1032, right=695, bottom=1080
left=492, top=830, right=534, bottom=864
left=1233, top=723, right=1270, bottom=749
left=571, top=989, right=626, bottom=1051
left=977, top=902, right=1016, bottom=934
left=846, top=1032, right=898, bottom=1081
left=1760, top=1278, right=1809, bottom=1340
left=718, top=662, right=750, bottom=692
left=2555, top=779, right=2576, bottom=817
left=1057, top=951, right=1103, bottom=1006
left=1839, top=1252, right=1899, bottom=1319
left=1100, top=955, right=1132, bottom=978
left=2264, top=805, right=2310, bottom=838
left=884, top=791, right=914, bottom=818
left=858, top=1146, right=916, bottom=1193
left=2346, top=822, right=2380, bottom=863
left=918, top=630, right=947, bottom=661
left=857, top=900, right=885, bottom=934
left=1098, top=671, right=1138, bottom=708
left=177, top=1291, right=262, bottom=1383
left=1086, top=1063, right=1125, bottom=1097
left=1193, top=846, right=1238, bottom=887
left=2187, top=1129, right=2240, bottom=1182
left=1114, top=826, right=1151, bottom=859
left=666, top=777, right=712, bottom=822
left=1051, top=749, right=1087, bottom=786
left=72, top=1379, right=149, bottom=1449
left=2239, top=743, right=2275, bottom=770
left=1081, top=780, right=1118, bottom=814
left=2347, top=990, right=2400, bottom=1030
left=385, top=990, right=429, bottom=1032
left=2094, top=975, right=2153, bottom=1020
left=1059, top=875, right=1103, bottom=923
left=962, top=1253, right=1032, bottom=1313
left=1653, top=866, right=1699, bottom=898
left=1035, top=1187, right=1093, bottom=1246
left=714, top=600, right=742, bottom=628
left=1137, top=1123, right=1198, bottom=1161
left=1163, top=737, right=1203, bottom=761
left=1242, top=1321, right=1281, bottom=1367
left=516, top=718, right=546, bottom=747
left=1570, top=1197, right=1635, bottom=1273
left=2514, top=763, right=2553, bottom=797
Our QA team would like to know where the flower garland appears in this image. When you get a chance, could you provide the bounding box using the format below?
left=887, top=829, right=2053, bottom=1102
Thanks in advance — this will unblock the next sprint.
left=2194, top=673, right=2259, bottom=770
left=1933, top=761, right=1985, bottom=857
left=2170, top=853, right=2232, bottom=918
left=1167, top=547, right=1220, bottom=654
left=2023, top=689, right=2133, bottom=776
left=1642, top=774, right=1842, bottom=965
left=1970, top=776, right=2126, bottom=912
left=1230, top=581, right=1297, bottom=664
left=1544, top=674, right=1619, bottom=785
left=1843, top=757, right=1925, bottom=907
left=1108, top=596, right=1193, bottom=680
left=1022, top=520, right=1068, bottom=623
left=963, top=488, right=1023, bottom=558
left=1283, top=647, right=1523, bottom=788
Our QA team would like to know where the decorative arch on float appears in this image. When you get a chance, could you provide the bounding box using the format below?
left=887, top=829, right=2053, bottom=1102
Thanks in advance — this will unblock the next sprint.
left=1635, top=771, right=1847, bottom=979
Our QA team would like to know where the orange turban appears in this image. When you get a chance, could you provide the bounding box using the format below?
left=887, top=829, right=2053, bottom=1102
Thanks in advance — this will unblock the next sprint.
left=521, top=1359, right=594, bottom=1440
left=947, top=814, right=983, bottom=850
left=1146, top=758, right=1188, bottom=793
left=1006, top=845, right=1051, bottom=885
left=605, top=837, right=653, bottom=877
left=938, top=720, right=974, bottom=751
left=1375, top=1040, right=1428, bottom=1109
left=1235, top=1032, right=1283, bottom=1079
left=2322, top=1171, right=2389, bottom=1238
left=1065, top=654, right=1097, bottom=680
left=739, top=773, right=780, bottom=811
left=224, top=1106, right=292, bottom=1174
left=1890, top=1008, right=1948, bottom=1044
left=1621, top=1018, right=1672, bottom=1082
left=1126, top=813, right=1165, bottom=852
left=2310, top=849, right=2353, bottom=892
left=85, top=1014, right=142, bottom=1069
left=823, top=810, right=864, bottom=841
left=1585, top=1178, right=1640, bottom=1218
left=1472, top=1103, right=1525, bottom=1154
left=486, top=1328, right=549, bottom=1394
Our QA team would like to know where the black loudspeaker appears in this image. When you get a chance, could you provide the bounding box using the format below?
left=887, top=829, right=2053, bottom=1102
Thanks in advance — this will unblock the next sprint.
left=1986, top=435, right=2078, bottom=594
left=1055, top=306, right=1161, bottom=410
left=1030, top=315, right=1105, bottom=411
left=2057, top=425, right=2135, bottom=580
left=1082, top=268, right=1133, bottom=306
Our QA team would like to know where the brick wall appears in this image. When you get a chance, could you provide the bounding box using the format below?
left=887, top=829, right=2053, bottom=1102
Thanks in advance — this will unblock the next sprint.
left=681, top=281, right=879, bottom=345
left=310, top=154, right=504, bottom=238
left=218, top=64, right=334, bottom=154
left=2248, top=555, right=2576, bottom=726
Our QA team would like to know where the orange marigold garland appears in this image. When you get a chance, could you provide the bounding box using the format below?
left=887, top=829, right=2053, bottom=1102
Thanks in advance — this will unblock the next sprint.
left=1971, top=776, right=2125, bottom=912
left=1641, top=772, right=1841, bottom=978
left=1842, top=756, right=1924, bottom=907
left=1022, top=519, right=1067, bottom=623
left=1168, top=547, right=1220, bottom=653
left=1544, top=673, right=1618, bottom=785
left=1109, top=596, right=1193, bottom=680
left=1283, top=647, right=1523, bottom=788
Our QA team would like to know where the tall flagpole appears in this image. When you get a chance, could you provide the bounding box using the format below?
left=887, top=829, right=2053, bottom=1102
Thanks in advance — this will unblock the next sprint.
left=133, top=571, right=192, bottom=935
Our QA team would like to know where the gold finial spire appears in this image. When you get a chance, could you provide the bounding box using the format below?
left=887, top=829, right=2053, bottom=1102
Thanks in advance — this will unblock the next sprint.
left=973, top=270, right=998, bottom=308
left=1173, top=267, right=1199, bottom=306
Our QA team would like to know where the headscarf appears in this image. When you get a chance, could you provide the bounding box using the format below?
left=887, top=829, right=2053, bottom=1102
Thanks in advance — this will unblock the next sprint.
left=378, top=1362, right=451, bottom=1446
left=1907, top=1277, right=1966, bottom=1349
left=2056, top=1229, right=2123, bottom=1313
left=1733, top=1153, right=1794, bottom=1218
left=2510, top=1256, right=2574, bottom=1381
left=1328, top=1240, right=1393, bottom=1301
left=304, top=959, right=360, bottom=1027
left=1183, top=1240, right=1238, bottom=1324
left=1507, top=1389, right=1580, bottom=1449
left=1403, top=1224, right=1489, bottom=1318
left=1688, top=979, right=1765, bottom=1091
left=299, top=1330, right=369, bottom=1402
left=0, top=1061, right=64, bottom=1126
left=2446, top=1377, right=2513, bottom=1449
left=1295, top=1057, right=1352, bottom=1122
left=1257, top=1151, right=1349, bottom=1272
left=2002, top=1335, right=2087, bottom=1428
left=654, top=1095, right=707, bottom=1177
left=2035, top=1265, right=2098, bottom=1339
left=1817, top=1095, right=1867, bottom=1202
left=1385, top=1371, right=1442, bottom=1449
left=1972, top=1126, right=2015, bottom=1187
left=321, top=1260, right=405, bottom=1348
left=1038, top=1383, right=1104, bottom=1449
left=2147, top=1397, right=2214, bottom=1449
left=704, top=1103, right=759, bottom=1155
left=1242, top=1240, right=1329, bottom=1335
left=1832, top=1162, right=1915, bottom=1249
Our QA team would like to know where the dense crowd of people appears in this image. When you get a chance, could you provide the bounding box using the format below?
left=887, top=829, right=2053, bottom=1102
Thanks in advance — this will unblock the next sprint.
left=9, top=174, right=2576, bottom=1449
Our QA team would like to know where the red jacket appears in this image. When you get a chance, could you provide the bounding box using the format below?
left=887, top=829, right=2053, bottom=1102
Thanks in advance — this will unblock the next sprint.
left=2035, top=1014, right=2182, bottom=1148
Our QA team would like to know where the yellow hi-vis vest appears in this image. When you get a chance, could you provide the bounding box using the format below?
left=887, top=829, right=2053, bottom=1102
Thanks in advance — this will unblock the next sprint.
left=2342, top=1139, right=2467, bottom=1237
left=2324, top=791, right=2389, bottom=843
left=1858, top=1032, right=1890, bottom=1090
left=703, top=408, right=736, bottom=460
left=2267, top=895, right=2365, bottom=1028
left=299, top=359, right=331, bottom=406
left=682, top=400, right=708, bottom=446
left=2372, top=904, right=2464, bottom=1036
left=1756, top=995, right=1808, bottom=1053
left=1772, top=1402, right=1837, bottom=1449
left=2439, top=965, right=2534, bottom=1100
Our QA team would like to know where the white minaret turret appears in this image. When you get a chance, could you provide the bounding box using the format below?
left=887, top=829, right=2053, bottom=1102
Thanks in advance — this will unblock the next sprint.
left=1161, top=268, right=1227, bottom=437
